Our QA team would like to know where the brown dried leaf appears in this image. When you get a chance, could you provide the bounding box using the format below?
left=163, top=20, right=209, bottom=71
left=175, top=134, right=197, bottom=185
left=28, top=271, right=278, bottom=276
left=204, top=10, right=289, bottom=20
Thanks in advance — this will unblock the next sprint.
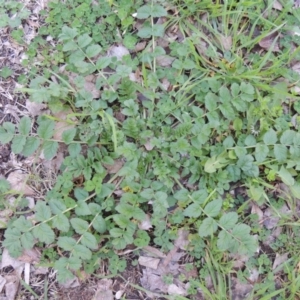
left=52, top=110, right=76, bottom=141
left=17, top=249, right=40, bottom=264
left=273, top=253, right=288, bottom=272
left=168, top=284, right=187, bottom=296
left=251, top=203, right=264, bottom=226
left=26, top=99, right=47, bottom=117
left=0, top=275, right=6, bottom=294
left=107, top=45, right=129, bottom=60
left=93, top=279, right=113, bottom=300
left=103, top=159, right=124, bottom=174
left=174, top=229, right=189, bottom=250
left=5, top=275, right=19, bottom=300
left=59, top=277, right=80, bottom=289
left=138, top=214, right=152, bottom=230
left=138, top=256, right=160, bottom=269
left=143, top=246, right=166, bottom=258
left=273, top=0, right=283, bottom=10
left=219, top=35, right=232, bottom=51
left=156, top=55, right=175, bottom=67
left=259, top=33, right=280, bottom=52
left=0, top=209, right=13, bottom=229
left=6, top=171, right=34, bottom=196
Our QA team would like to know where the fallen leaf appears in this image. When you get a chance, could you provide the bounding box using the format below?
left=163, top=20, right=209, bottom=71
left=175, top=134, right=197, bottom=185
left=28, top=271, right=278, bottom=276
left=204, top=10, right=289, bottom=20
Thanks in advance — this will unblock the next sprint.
left=143, top=246, right=166, bottom=258
left=156, top=55, right=175, bottom=67
left=0, top=209, right=13, bottom=229
left=138, top=214, right=152, bottom=230
left=273, top=253, right=288, bottom=272
left=6, top=171, right=34, bottom=196
left=107, top=45, right=129, bottom=60
left=59, top=276, right=80, bottom=289
left=219, top=35, right=232, bottom=51
left=273, top=0, right=283, bottom=10
left=135, top=41, right=146, bottom=52
left=1, top=249, right=24, bottom=274
left=259, top=32, right=280, bottom=52
left=26, top=99, right=47, bottom=116
left=0, top=275, right=6, bottom=293
left=52, top=110, right=76, bottom=141
left=248, top=268, right=259, bottom=282
left=17, top=249, right=40, bottom=264
left=115, top=290, right=125, bottom=299
left=174, top=229, right=189, bottom=250
left=5, top=275, right=19, bottom=300
left=138, top=256, right=160, bottom=269
left=168, top=284, right=187, bottom=296
left=103, top=159, right=124, bottom=174
left=251, top=203, right=264, bottom=226
left=93, top=279, right=114, bottom=300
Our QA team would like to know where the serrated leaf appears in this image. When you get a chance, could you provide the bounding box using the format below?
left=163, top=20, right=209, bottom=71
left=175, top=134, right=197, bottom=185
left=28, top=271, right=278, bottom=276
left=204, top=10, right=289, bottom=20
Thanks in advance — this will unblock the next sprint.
left=183, top=203, right=202, bottom=218
left=35, top=201, right=52, bottom=221
left=204, top=199, right=222, bottom=217
left=43, top=141, right=59, bottom=160
left=205, top=155, right=228, bottom=173
left=3, top=228, right=22, bottom=258
left=68, top=143, right=81, bottom=157
left=57, top=237, right=77, bottom=251
left=55, top=263, right=75, bottom=283
left=280, top=129, right=295, bottom=145
left=59, top=26, right=78, bottom=41
left=19, top=116, right=31, bottom=135
left=86, top=44, right=102, bottom=58
left=231, top=98, right=247, bottom=112
left=77, top=33, right=92, bottom=48
left=205, top=92, right=218, bottom=111
left=263, top=129, right=277, bottom=144
left=49, top=199, right=66, bottom=214
left=13, top=216, right=32, bottom=232
left=53, top=213, right=70, bottom=232
left=62, top=128, right=76, bottom=144
left=33, top=223, right=55, bottom=244
left=37, top=120, right=55, bottom=139
left=232, top=223, right=251, bottom=238
left=219, top=212, right=238, bottom=229
left=151, top=5, right=167, bottom=17
left=277, top=166, right=295, bottom=186
left=73, top=244, right=92, bottom=260
left=199, top=217, right=218, bottom=237
left=255, top=143, right=269, bottom=163
left=240, top=82, right=254, bottom=94
left=274, top=144, right=287, bottom=162
left=219, top=86, right=231, bottom=102
left=70, top=218, right=89, bottom=234
left=67, top=256, right=82, bottom=270
left=22, top=137, right=40, bottom=157
left=75, top=201, right=92, bottom=216
left=136, top=5, right=151, bottom=19
left=217, top=230, right=234, bottom=251
left=21, top=232, right=35, bottom=249
left=11, top=135, right=26, bottom=154
left=192, top=190, right=208, bottom=203
left=81, top=232, right=98, bottom=250
left=96, top=57, right=111, bottom=69
left=93, top=215, right=106, bottom=233
left=152, top=24, right=165, bottom=37
left=231, top=83, right=240, bottom=97
left=220, top=102, right=235, bottom=120
left=63, top=40, right=77, bottom=51
left=0, top=127, right=14, bottom=143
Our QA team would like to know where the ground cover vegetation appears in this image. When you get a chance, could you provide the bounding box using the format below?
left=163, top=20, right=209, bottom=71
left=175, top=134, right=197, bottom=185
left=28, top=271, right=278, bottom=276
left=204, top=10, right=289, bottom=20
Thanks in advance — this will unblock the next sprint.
left=1, top=0, right=300, bottom=298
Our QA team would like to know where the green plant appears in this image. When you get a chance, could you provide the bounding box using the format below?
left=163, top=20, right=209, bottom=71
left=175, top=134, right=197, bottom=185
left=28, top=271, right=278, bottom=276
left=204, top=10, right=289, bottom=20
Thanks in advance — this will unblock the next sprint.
left=1, top=0, right=300, bottom=298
